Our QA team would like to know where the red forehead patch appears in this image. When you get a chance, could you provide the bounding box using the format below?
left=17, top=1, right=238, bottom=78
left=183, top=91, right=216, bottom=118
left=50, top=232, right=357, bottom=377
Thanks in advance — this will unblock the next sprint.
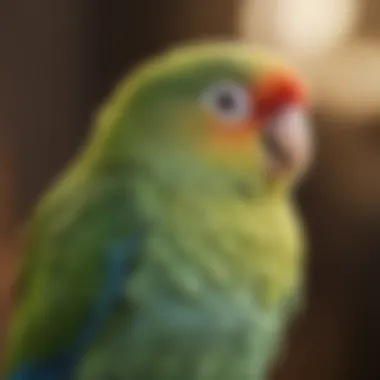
left=255, top=71, right=308, bottom=119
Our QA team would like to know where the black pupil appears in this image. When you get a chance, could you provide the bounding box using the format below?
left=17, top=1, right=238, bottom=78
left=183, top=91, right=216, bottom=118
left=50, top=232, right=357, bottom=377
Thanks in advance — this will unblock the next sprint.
left=216, top=91, right=236, bottom=111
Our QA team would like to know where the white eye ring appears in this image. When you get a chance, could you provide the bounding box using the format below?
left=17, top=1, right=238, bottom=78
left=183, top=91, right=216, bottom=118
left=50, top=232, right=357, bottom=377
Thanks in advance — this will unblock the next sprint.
left=201, top=81, right=252, bottom=124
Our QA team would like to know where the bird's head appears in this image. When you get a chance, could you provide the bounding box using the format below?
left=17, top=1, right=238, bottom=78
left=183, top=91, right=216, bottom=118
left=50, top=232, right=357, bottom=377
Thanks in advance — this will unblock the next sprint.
left=94, top=42, right=314, bottom=197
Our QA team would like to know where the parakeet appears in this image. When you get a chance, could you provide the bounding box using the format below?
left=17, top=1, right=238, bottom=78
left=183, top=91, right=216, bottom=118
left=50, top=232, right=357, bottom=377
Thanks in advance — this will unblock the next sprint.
left=3, top=41, right=313, bottom=380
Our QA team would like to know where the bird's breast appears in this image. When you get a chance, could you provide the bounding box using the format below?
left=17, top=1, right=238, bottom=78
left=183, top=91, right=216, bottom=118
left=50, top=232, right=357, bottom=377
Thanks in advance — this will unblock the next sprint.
left=133, top=189, right=304, bottom=309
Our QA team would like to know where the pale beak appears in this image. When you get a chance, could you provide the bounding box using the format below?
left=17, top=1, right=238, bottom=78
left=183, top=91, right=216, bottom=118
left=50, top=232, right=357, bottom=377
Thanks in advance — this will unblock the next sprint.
left=264, top=106, right=314, bottom=177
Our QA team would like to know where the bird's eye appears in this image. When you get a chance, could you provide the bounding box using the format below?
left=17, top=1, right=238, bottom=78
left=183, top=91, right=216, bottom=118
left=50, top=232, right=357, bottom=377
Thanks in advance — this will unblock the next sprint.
left=201, top=81, right=252, bottom=124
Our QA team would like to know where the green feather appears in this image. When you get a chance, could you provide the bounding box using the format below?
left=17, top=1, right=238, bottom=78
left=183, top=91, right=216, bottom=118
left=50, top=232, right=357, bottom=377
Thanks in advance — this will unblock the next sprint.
left=4, top=41, right=308, bottom=380
left=4, top=169, right=140, bottom=374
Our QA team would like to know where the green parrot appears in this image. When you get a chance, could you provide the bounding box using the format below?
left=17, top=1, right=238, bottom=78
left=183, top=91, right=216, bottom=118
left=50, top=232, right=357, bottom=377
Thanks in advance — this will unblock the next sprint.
left=3, top=41, right=313, bottom=380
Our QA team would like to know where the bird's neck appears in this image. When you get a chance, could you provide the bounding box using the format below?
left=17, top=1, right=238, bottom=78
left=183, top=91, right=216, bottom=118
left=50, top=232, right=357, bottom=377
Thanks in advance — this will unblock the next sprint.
left=132, top=172, right=305, bottom=309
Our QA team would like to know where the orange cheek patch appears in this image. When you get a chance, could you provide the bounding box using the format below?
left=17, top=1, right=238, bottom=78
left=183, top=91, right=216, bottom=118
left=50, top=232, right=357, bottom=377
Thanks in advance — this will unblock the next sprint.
left=206, top=118, right=257, bottom=152
left=197, top=113, right=261, bottom=168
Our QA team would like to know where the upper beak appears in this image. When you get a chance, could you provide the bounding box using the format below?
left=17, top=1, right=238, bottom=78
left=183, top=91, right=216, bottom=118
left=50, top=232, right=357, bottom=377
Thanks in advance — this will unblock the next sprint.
left=254, top=71, right=313, bottom=176
left=264, top=107, right=313, bottom=176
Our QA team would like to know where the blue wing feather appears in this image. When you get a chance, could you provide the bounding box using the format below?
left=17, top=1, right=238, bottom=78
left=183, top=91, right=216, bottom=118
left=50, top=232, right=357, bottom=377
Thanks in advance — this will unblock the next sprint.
left=8, top=237, right=141, bottom=380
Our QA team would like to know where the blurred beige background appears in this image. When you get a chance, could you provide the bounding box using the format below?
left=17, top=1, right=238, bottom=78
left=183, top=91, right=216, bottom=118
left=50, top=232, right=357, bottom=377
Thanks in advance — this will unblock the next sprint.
left=1, top=0, right=380, bottom=379
left=240, top=1, right=380, bottom=379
